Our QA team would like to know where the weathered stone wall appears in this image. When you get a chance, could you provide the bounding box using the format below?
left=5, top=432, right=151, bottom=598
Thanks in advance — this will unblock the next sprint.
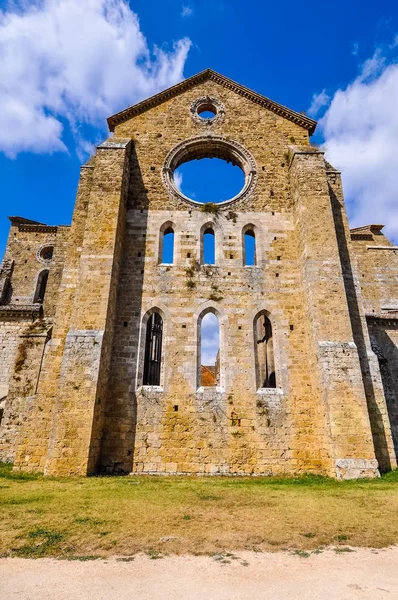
left=0, top=320, right=51, bottom=462
left=96, top=79, right=379, bottom=478
left=0, top=218, right=68, bottom=462
left=368, top=320, right=398, bottom=461
left=8, top=74, right=396, bottom=478
left=0, top=317, right=30, bottom=401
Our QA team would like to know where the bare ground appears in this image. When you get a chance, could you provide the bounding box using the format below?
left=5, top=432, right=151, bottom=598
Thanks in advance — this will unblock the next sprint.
left=1, top=547, right=398, bottom=600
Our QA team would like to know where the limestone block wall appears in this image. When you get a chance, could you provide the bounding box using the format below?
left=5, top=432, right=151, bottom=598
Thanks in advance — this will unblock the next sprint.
left=0, top=321, right=51, bottom=462
left=100, top=208, right=328, bottom=475
left=0, top=317, right=29, bottom=401
left=9, top=73, right=395, bottom=478
left=368, top=319, right=398, bottom=462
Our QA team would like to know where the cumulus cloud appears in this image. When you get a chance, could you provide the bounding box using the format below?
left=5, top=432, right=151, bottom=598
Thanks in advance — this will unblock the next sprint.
left=308, top=89, right=330, bottom=117
left=317, top=48, right=398, bottom=242
left=0, top=0, right=191, bottom=157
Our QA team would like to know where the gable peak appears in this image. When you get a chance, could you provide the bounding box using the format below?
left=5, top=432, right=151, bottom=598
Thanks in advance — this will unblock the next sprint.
left=107, top=68, right=317, bottom=135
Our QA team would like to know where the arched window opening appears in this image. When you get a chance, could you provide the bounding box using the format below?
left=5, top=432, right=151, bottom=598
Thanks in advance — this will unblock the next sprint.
left=200, top=312, right=220, bottom=387
left=143, top=312, right=163, bottom=386
left=254, top=312, right=276, bottom=389
left=203, top=228, right=215, bottom=265
left=34, top=270, right=49, bottom=304
left=244, top=229, right=256, bottom=266
left=161, top=227, right=174, bottom=264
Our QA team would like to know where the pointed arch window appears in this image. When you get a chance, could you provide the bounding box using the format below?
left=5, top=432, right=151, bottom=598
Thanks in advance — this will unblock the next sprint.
left=254, top=311, right=276, bottom=388
left=33, top=270, right=49, bottom=304
left=243, top=225, right=256, bottom=266
left=143, top=312, right=163, bottom=386
left=160, top=225, right=174, bottom=264
left=202, top=227, right=215, bottom=265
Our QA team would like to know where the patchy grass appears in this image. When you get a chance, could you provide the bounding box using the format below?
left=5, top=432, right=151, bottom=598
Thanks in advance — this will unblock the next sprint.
left=1, top=463, right=398, bottom=558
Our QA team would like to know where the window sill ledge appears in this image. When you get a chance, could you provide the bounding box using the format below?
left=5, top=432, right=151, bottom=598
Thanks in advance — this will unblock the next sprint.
left=196, top=386, right=223, bottom=394
left=137, top=385, right=164, bottom=393
left=256, top=388, right=283, bottom=395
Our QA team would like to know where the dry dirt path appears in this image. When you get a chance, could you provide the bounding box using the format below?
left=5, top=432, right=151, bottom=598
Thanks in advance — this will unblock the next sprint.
left=1, top=547, right=398, bottom=599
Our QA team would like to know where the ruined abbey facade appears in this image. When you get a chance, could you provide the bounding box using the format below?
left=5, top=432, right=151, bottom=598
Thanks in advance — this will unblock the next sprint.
left=0, top=69, right=397, bottom=479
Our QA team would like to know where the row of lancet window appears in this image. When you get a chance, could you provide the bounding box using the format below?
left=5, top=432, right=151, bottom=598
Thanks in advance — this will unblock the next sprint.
left=160, top=224, right=257, bottom=266
left=142, top=309, right=276, bottom=389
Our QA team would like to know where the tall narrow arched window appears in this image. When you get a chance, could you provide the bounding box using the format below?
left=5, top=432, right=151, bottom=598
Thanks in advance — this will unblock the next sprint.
left=143, top=312, right=163, bottom=386
left=244, top=229, right=256, bottom=266
left=254, top=311, right=276, bottom=389
left=199, top=311, right=220, bottom=387
left=33, top=270, right=49, bottom=304
left=202, top=227, right=215, bottom=265
left=161, top=226, right=174, bottom=264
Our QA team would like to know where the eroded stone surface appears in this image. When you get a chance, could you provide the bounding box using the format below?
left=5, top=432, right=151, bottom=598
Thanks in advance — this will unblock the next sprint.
left=0, top=71, right=396, bottom=478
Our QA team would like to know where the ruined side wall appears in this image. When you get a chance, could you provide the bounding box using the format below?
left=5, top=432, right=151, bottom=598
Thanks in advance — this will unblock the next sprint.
left=0, top=321, right=51, bottom=462
left=351, top=229, right=398, bottom=466
left=352, top=229, right=398, bottom=314
left=0, top=318, right=29, bottom=402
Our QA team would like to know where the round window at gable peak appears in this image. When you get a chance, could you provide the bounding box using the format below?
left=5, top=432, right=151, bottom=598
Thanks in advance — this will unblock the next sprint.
left=190, top=97, right=225, bottom=125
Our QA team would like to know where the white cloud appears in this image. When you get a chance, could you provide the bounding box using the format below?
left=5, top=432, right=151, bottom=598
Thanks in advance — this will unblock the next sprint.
left=308, top=89, right=330, bottom=117
left=0, top=0, right=191, bottom=157
left=352, top=42, right=359, bottom=56
left=201, top=313, right=219, bottom=365
left=174, top=171, right=183, bottom=190
left=318, top=49, right=398, bottom=242
left=181, top=5, right=193, bottom=17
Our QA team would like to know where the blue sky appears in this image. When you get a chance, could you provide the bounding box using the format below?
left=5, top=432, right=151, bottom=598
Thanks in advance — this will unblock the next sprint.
left=1, top=0, right=398, bottom=260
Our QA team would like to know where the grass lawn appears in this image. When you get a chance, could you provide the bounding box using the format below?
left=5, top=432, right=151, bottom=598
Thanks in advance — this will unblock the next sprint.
left=1, top=463, right=398, bottom=559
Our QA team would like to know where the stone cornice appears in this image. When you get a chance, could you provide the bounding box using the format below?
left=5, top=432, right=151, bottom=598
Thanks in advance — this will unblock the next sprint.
left=0, top=304, right=42, bottom=318
left=107, top=69, right=317, bottom=135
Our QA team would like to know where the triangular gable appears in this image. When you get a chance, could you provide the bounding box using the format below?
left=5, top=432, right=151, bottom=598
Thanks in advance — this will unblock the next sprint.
left=107, top=68, right=317, bottom=135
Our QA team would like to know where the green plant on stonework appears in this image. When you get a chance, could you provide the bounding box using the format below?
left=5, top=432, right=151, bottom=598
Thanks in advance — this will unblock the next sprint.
left=208, top=285, right=223, bottom=302
left=289, top=136, right=296, bottom=144
left=226, top=210, right=238, bottom=224
left=283, top=149, right=293, bottom=166
left=201, top=203, right=220, bottom=215
left=186, top=279, right=196, bottom=290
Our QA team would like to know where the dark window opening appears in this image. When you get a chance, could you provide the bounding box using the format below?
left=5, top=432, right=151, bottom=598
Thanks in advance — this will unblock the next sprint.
left=39, top=246, right=54, bottom=261
left=254, top=313, right=276, bottom=389
left=34, top=270, right=49, bottom=304
left=143, top=312, right=163, bottom=386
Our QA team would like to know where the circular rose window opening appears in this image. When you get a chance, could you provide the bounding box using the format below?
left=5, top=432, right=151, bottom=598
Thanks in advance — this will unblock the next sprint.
left=162, top=136, right=257, bottom=207
left=174, top=158, right=245, bottom=203
left=39, top=246, right=54, bottom=262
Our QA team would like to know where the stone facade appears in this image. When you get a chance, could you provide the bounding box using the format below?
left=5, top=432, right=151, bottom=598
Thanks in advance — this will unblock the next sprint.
left=0, top=69, right=397, bottom=479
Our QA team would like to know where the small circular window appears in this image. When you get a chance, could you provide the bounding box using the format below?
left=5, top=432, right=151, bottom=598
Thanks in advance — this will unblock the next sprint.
left=190, top=96, right=225, bottom=125
left=37, top=245, right=54, bottom=264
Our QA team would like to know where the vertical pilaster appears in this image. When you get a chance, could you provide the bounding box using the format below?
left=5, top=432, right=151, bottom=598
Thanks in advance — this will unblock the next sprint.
left=291, top=150, right=379, bottom=479
left=44, top=139, right=131, bottom=475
